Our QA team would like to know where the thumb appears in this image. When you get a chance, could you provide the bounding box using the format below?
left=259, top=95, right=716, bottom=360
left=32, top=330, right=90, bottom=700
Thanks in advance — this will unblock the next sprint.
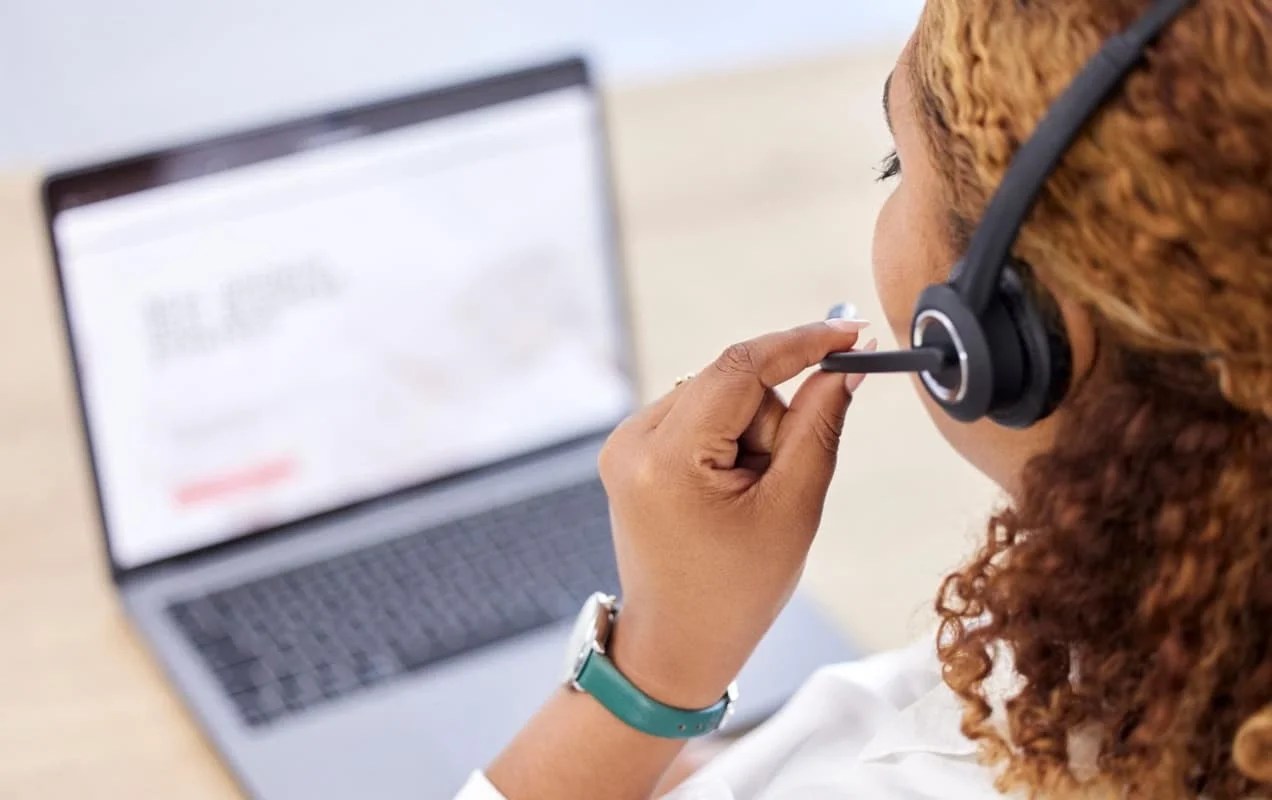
left=768, top=370, right=853, bottom=501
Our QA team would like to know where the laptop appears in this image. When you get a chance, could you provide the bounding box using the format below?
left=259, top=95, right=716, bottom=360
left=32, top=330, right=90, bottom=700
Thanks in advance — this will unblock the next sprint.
left=41, top=57, right=856, bottom=798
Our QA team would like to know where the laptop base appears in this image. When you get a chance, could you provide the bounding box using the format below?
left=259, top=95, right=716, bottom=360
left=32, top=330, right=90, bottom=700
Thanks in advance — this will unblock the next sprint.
left=124, top=439, right=858, bottom=798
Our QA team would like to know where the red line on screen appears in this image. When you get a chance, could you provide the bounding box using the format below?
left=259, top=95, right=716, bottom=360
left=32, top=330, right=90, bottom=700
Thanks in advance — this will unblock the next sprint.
left=174, top=457, right=296, bottom=507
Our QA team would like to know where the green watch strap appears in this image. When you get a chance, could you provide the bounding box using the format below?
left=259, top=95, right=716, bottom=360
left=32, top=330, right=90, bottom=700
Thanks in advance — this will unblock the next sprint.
left=575, top=649, right=733, bottom=739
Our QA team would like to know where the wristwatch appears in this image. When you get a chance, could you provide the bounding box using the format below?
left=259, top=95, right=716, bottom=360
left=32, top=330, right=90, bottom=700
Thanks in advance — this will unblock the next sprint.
left=563, top=592, right=738, bottom=739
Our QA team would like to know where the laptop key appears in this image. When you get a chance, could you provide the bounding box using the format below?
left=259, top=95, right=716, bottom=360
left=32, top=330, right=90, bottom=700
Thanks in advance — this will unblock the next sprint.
left=220, top=659, right=270, bottom=695
left=389, top=638, right=440, bottom=672
left=315, top=662, right=359, bottom=698
left=353, top=652, right=398, bottom=687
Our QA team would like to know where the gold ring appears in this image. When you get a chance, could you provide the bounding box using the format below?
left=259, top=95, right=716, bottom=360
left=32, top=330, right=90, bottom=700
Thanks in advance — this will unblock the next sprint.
left=674, top=373, right=696, bottom=388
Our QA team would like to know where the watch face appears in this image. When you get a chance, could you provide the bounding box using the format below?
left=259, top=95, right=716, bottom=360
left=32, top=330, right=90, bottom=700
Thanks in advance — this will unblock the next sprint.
left=562, top=593, right=610, bottom=684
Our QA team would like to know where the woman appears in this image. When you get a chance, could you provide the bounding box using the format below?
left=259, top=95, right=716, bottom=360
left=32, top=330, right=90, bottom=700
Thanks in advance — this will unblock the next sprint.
left=458, top=0, right=1272, bottom=797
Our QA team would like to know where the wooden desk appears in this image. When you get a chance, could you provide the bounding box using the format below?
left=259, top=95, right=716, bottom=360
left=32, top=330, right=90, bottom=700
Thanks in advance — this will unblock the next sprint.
left=0, top=53, right=995, bottom=798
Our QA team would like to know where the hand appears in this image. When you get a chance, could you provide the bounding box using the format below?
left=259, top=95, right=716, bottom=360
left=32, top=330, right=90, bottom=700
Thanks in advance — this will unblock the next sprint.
left=599, top=320, right=871, bottom=709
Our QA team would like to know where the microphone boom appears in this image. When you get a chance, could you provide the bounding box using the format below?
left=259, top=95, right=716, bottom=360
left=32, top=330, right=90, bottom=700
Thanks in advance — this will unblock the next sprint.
left=820, top=347, right=949, bottom=374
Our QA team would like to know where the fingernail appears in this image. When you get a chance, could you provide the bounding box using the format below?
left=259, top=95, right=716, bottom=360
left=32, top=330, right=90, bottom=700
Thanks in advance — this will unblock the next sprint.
left=844, top=339, right=879, bottom=393
left=825, top=318, right=870, bottom=332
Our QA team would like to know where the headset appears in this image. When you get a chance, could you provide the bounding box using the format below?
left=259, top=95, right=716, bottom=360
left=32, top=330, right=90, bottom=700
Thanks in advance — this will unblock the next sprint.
left=821, top=0, right=1197, bottom=428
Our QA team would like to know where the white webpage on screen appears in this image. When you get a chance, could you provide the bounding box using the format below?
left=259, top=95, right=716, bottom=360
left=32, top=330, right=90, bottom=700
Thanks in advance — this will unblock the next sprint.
left=54, top=87, right=632, bottom=570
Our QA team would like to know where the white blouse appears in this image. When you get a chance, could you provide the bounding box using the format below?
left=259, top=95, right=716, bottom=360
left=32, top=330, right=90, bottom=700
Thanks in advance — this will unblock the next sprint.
left=454, top=638, right=1007, bottom=799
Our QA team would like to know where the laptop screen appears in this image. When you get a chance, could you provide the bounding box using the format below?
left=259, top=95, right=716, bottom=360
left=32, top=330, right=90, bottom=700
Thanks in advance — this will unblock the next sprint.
left=48, top=67, right=634, bottom=571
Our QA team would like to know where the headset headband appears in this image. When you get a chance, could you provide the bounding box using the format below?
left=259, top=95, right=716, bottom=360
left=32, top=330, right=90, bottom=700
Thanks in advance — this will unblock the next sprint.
left=956, top=0, right=1197, bottom=315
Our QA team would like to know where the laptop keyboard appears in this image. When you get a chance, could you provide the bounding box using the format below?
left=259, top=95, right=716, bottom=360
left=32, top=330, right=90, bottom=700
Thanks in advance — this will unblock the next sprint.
left=166, top=479, right=618, bottom=728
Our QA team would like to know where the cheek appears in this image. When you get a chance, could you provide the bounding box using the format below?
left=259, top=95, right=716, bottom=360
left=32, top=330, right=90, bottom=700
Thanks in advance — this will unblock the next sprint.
left=871, top=188, right=924, bottom=344
left=870, top=183, right=1018, bottom=490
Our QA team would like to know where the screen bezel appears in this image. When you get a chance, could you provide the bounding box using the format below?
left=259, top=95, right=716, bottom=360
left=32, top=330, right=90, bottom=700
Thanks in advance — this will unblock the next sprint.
left=42, top=56, right=638, bottom=583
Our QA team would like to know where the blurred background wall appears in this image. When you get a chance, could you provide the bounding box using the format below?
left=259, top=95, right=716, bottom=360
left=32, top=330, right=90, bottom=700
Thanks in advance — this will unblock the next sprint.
left=0, top=0, right=921, bottom=170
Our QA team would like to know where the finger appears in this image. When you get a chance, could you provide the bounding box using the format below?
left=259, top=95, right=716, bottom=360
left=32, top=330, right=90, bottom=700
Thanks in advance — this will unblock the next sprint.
left=739, top=388, right=787, bottom=457
left=736, top=451, right=773, bottom=474
left=768, top=369, right=854, bottom=501
left=600, top=385, right=685, bottom=489
left=624, top=381, right=690, bottom=433
left=665, top=320, right=868, bottom=447
left=844, top=338, right=879, bottom=394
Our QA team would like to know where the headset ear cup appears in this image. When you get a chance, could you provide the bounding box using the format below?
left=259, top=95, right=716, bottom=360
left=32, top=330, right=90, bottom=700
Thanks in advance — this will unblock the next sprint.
left=912, top=282, right=996, bottom=422
left=988, top=261, right=1073, bottom=428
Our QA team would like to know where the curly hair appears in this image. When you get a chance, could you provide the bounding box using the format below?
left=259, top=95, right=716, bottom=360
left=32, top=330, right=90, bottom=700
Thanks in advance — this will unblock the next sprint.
left=913, top=1, right=1272, bottom=797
